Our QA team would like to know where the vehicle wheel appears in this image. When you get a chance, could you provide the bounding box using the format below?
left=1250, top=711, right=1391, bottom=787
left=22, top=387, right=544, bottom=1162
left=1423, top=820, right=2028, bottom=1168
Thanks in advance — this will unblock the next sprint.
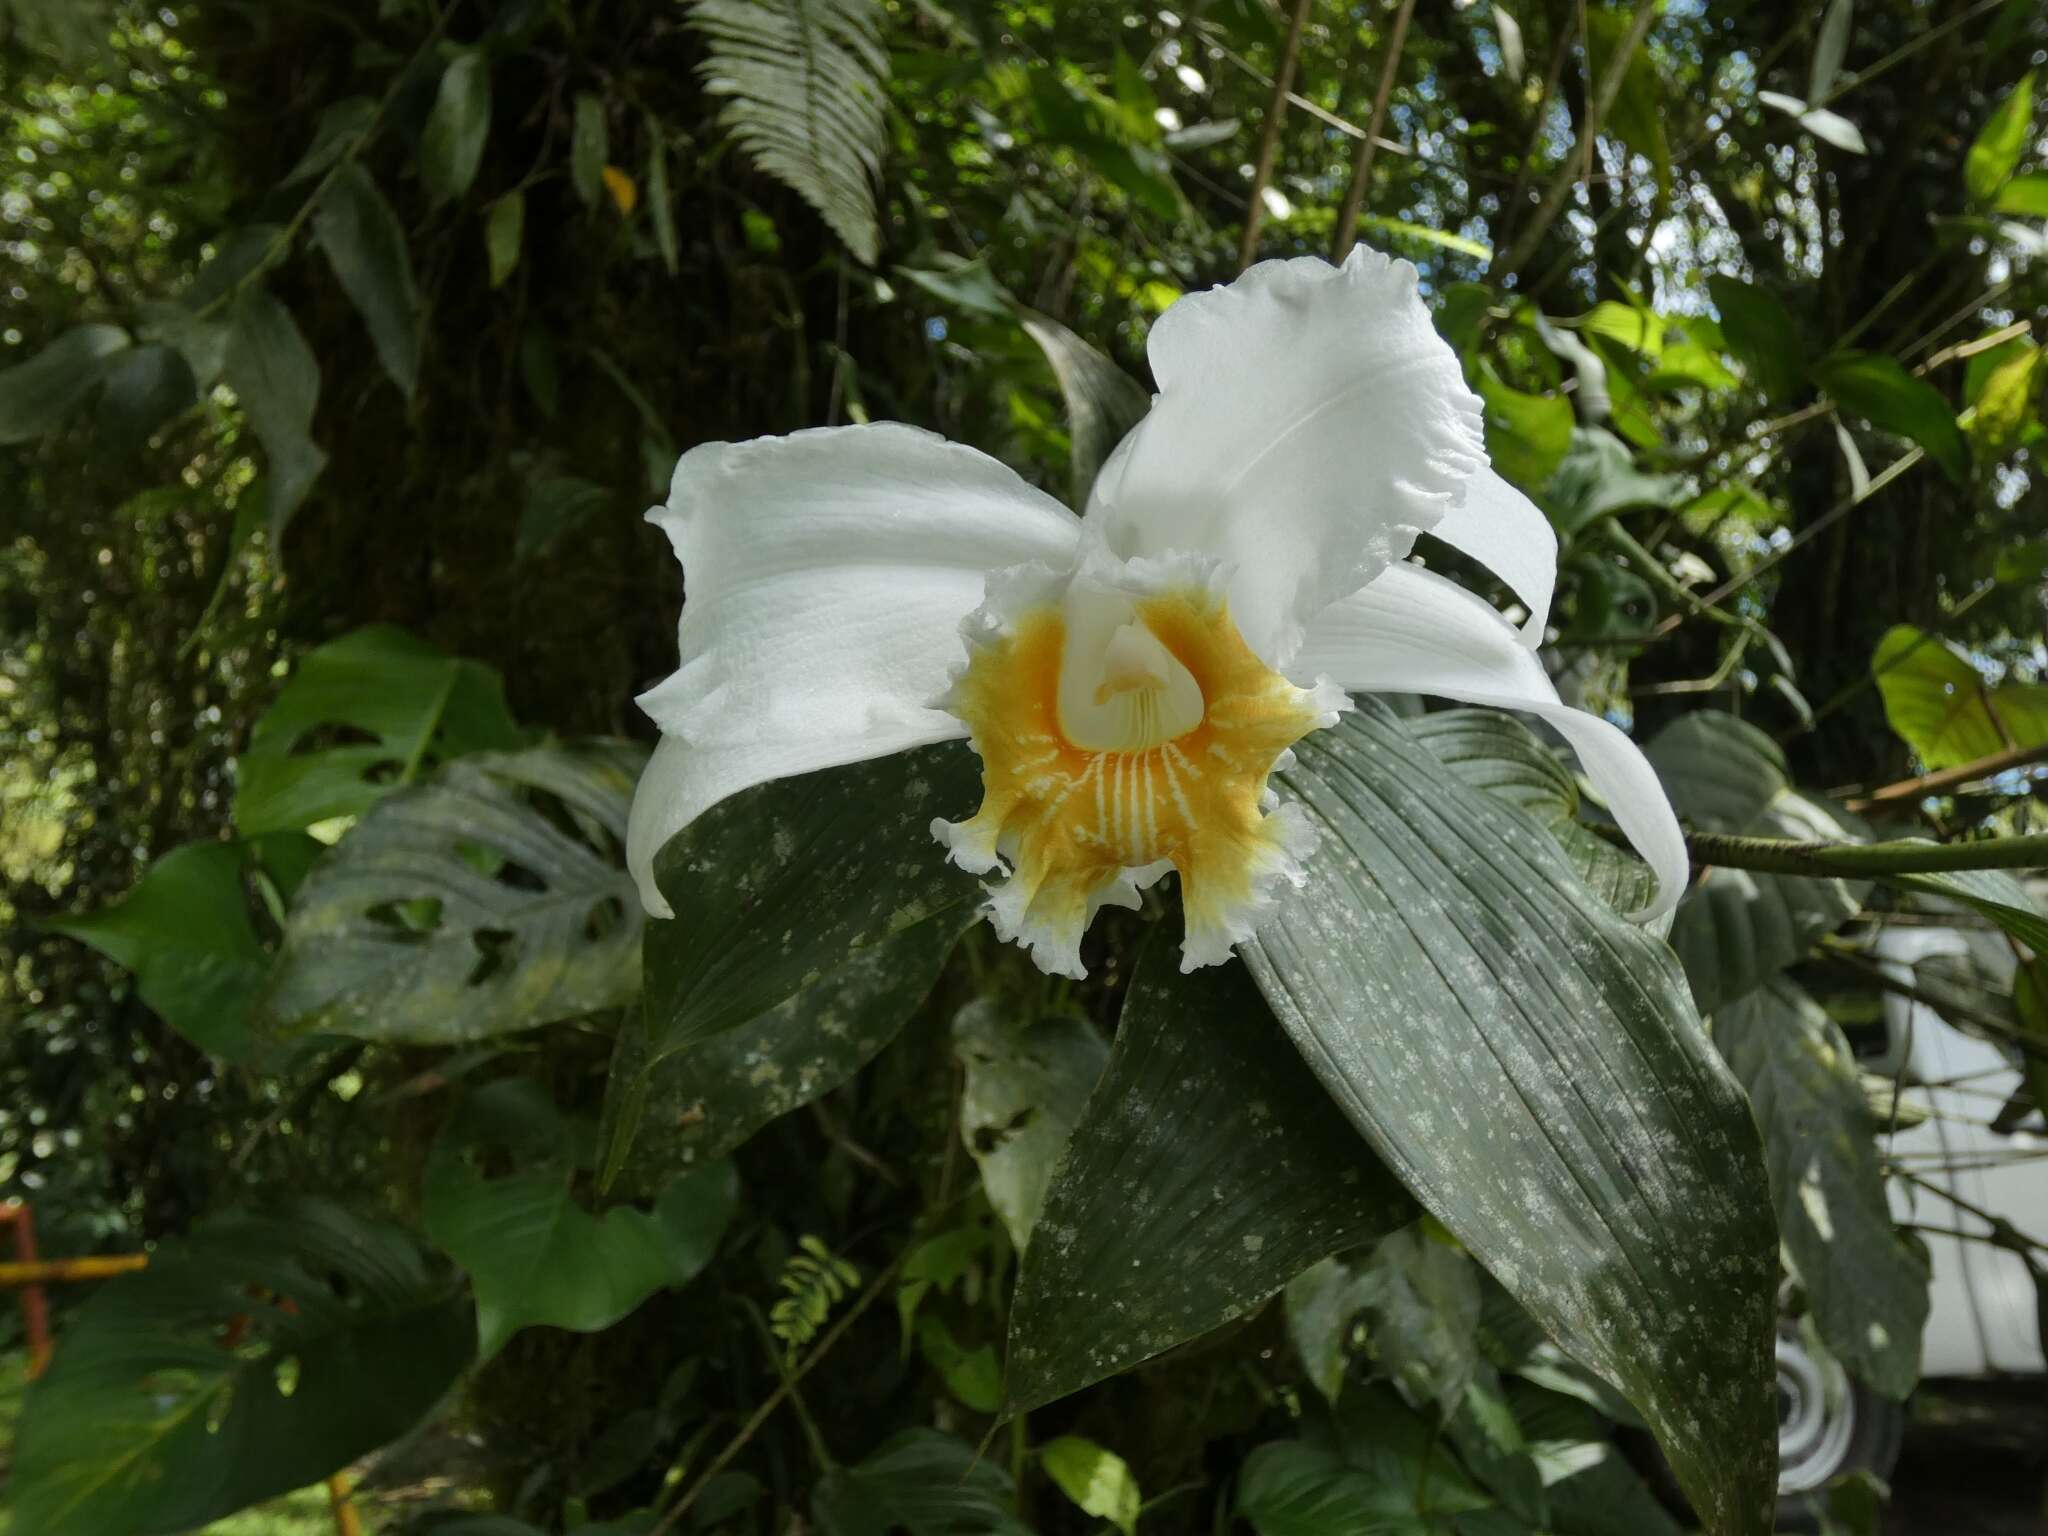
left=1774, top=1330, right=1906, bottom=1531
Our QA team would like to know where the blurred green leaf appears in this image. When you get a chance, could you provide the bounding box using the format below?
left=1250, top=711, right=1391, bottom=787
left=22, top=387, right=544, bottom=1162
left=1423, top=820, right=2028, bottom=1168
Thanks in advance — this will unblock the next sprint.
left=647, top=113, right=679, bottom=275
left=222, top=289, right=328, bottom=537
left=1706, top=274, right=1806, bottom=402
left=572, top=92, right=608, bottom=207
left=1965, top=69, right=2035, bottom=203
left=282, top=95, right=374, bottom=186
left=1813, top=350, right=1968, bottom=482
left=1714, top=980, right=1928, bottom=1399
left=816, top=1430, right=1030, bottom=1536
left=1019, top=308, right=1151, bottom=507
left=424, top=1078, right=736, bottom=1358
left=486, top=190, right=524, bottom=289
left=1475, top=363, right=1573, bottom=489
left=1042, top=1437, right=1141, bottom=1536
left=93, top=343, right=197, bottom=456
left=1809, top=0, right=1853, bottom=102
left=1968, top=342, right=2042, bottom=459
left=312, top=163, right=421, bottom=398
left=0, top=323, right=132, bottom=444
left=1995, top=171, right=2048, bottom=216
left=422, top=51, right=492, bottom=205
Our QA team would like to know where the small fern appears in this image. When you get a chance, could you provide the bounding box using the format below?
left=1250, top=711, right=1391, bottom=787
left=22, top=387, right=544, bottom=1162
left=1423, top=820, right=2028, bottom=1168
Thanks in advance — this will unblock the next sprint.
left=770, top=1235, right=861, bottom=1356
left=686, top=0, right=891, bottom=264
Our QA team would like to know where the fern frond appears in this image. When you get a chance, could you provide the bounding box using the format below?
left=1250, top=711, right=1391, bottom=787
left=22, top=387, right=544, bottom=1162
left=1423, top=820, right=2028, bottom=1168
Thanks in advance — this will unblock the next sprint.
left=687, top=0, right=891, bottom=264
left=769, top=1236, right=861, bottom=1356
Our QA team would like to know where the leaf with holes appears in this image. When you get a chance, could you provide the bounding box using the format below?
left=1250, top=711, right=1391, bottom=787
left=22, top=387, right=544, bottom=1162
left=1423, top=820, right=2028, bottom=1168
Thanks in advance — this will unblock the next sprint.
left=1244, top=701, right=1778, bottom=1536
left=423, top=1079, right=737, bottom=1358
left=258, top=742, right=644, bottom=1045
left=1873, top=624, right=2048, bottom=770
left=1646, top=711, right=1866, bottom=1013
left=47, top=835, right=321, bottom=1063
left=234, top=625, right=524, bottom=836
left=1714, top=980, right=1927, bottom=1398
left=596, top=914, right=965, bottom=1197
left=11, top=1201, right=473, bottom=1536
left=1019, top=310, right=1151, bottom=508
left=1004, top=936, right=1415, bottom=1414
left=953, top=999, right=1108, bottom=1252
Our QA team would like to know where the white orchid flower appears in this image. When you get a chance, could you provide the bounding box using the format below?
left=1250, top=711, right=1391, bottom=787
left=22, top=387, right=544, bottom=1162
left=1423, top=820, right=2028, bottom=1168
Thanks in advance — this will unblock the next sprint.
left=627, top=247, right=1687, bottom=978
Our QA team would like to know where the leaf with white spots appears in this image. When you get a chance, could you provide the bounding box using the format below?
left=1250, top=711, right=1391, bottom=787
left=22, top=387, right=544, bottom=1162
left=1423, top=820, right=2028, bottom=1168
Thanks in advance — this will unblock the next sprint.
left=1003, top=935, right=1414, bottom=1414
left=1245, top=700, right=1778, bottom=1536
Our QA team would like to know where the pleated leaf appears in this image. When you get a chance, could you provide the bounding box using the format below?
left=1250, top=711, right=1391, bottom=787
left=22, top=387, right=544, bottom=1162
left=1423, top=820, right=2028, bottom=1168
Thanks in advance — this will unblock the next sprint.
left=1244, top=700, right=1778, bottom=1536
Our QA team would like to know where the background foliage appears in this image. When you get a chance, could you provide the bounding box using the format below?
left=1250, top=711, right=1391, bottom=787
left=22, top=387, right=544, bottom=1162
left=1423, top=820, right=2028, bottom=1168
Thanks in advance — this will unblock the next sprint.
left=2, top=0, right=2046, bottom=1532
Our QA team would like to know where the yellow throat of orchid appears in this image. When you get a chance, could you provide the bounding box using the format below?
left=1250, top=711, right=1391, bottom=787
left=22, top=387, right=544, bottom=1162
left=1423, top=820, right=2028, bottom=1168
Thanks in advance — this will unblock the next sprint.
left=934, top=563, right=1341, bottom=978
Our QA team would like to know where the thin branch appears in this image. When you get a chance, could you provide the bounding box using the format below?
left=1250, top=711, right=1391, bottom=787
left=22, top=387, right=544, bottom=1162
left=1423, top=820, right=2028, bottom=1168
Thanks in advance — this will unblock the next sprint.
left=1238, top=0, right=1313, bottom=271
left=1844, top=743, right=2048, bottom=812
left=1683, top=829, right=2048, bottom=880
left=1494, top=0, right=1658, bottom=280
left=1330, top=0, right=1418, bottom=261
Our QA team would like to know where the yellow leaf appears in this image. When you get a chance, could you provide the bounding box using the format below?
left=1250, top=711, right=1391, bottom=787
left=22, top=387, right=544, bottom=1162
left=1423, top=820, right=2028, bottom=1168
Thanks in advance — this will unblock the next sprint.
left=601, top=165, right=638, bottom=216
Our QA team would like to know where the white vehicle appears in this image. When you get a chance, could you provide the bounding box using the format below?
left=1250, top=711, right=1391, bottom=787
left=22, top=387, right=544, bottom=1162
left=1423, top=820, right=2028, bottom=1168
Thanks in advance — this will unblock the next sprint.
left=1773, top=924, right=2046, bottom=1515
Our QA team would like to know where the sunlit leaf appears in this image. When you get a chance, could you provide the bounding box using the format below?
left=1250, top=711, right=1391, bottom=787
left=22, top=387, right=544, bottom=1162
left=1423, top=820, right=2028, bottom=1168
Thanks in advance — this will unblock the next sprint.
left=1965, top=69, right=2035, bottom=204
left=1872, top=623, right=2048, bottom=769
left=1042, top=1437, right=1141, bottom=1536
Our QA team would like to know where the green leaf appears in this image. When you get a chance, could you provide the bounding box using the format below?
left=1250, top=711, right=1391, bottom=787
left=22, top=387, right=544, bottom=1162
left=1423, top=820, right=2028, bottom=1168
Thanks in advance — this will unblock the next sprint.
left=11, top=1201, right=473, bottom=1536
left=1244, top=701, right=1778, bottom=1536
left=687, top=0, right=890, bottom=264
left=1995, top=171, right=2048, bottom=217
left=1541, top=425, right=1682, bottom=536
left=1706, top=274, right=1806, bottom=403
left=1003, top=936, right=1414, bottom=1414
left=183, top=224, right=287, bottom=313
left=93, top=343, right=198, bottom=457
left=1872, top=624, right=2048, bottom=769
left=486, top=190, right=525, bottom=290
left=1042, top=1437, right=1141, bottom=1536
left=1586, top=5, right=1670, bottom=194
left=1237, top=1390, right=1494, bottom=1536
left=953, top=1000, right=1108, bottom=1252
left=312, top=163, right=420, bottom=398
left=1966, top=70, right=2035, bottom=204
left=0, top=323, right=132, bottom=444
left=515, top=473, right=611, bottom=560
left=234, top=624, right=524, bottom=836
left=1714, top=980, right=1928, bottom=1399
left=1283, top=1257, right=1372, bottom=1404
left=259, top=742, right=645, bottom=1046
left=1809, top=0, right=1853, bottom=102
left=1888, top=866, right=2048, bottom=952
left=815, top=1429, right=1030, bottom=1536
left=1813, top=350, right=1968, bottom=483
left=1475, top=363, right=1574, bottom=490
left=1645, top=711, right=1864, bottom=1013
left=571, top=92, right=609, bottom=207
left=1019, top=309, right=1151, bottom=508
left=1447, top=1367, right=1547, bottom=1528
left=596, top=915, right=963, bottom=1196
left=422, top=51, right=492, bottom=205
left=222, top=289, right=328, bottom=538
left=47, top=836, right=317, bottom=1064
left=423, top=1079, right=736, bottom=1358
left=639, top=743, right=981, bottom=1066
left=282, top=95, right=375, bottom=185
left=646, top=112, right=679, bottom=276
left=916, top=1315, right=1001, bottom=1412
left=1354, top=1225, right=1483, bottom=1419
left=1967, top=342, right=2042, bottom=460
left=1511, top=1380, right=1682, bottom=1536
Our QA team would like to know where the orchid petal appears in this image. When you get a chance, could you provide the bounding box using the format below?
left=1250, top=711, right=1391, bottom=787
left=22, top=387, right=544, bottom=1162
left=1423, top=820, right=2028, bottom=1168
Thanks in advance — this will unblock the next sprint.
left=1291, top=563, right=1686, bottom=919
left=1423, top=465, right=1557, bottom=644
left=1086, top=246, right=1486, bottom=668
left=630, top=423, right=1083, bottom=915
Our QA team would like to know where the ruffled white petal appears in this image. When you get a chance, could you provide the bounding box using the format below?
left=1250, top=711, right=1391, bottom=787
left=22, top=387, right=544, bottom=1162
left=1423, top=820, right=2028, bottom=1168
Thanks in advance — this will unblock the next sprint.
left=630, top=422, right=1083, bottom=916
left=1423, top=465, right=1557, bottom=644
left=1290, top=563, right=1687, bottom=920
left=1084, top=245, right=1486, bottom=669
left=627, top=727, right=969, bottom=916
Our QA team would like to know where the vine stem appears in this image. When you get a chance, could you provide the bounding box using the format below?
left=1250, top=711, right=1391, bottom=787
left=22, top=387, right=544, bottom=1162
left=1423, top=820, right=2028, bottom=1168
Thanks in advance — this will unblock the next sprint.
left=649, top=1250, right=906, bottom=1536
left=1678, top=829, right=2048, bottom=879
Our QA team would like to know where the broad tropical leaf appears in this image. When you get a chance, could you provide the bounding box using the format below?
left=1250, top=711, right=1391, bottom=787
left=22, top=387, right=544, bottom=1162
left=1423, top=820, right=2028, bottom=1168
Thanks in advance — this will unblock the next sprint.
left=815, top=1429, right=1031, bottom=1536
left=1018, top=310, right=1151, bottom=507
left=687, top=0, right=891, bottom=264
left=1872, top=624, right=2048, bottom=770
left=259, top=742, right=645, bottom=1044
left=11, top=1202, right=473, bottom=1536
left=1245, top=701, right=1778, bottom=1536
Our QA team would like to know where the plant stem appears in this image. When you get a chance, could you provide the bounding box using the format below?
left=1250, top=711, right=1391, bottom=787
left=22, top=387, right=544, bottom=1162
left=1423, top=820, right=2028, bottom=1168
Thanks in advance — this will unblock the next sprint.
left=1329, top=0, right=1418, bottom=260
left=1685, top=830, right=2048, bottom=879
left=1237, top=0, right=1312, bottom=272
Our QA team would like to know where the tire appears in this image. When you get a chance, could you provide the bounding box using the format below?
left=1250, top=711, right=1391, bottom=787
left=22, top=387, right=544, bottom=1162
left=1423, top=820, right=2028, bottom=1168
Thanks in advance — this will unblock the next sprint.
left=1774, top=1330, right=1906, bottom=1532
